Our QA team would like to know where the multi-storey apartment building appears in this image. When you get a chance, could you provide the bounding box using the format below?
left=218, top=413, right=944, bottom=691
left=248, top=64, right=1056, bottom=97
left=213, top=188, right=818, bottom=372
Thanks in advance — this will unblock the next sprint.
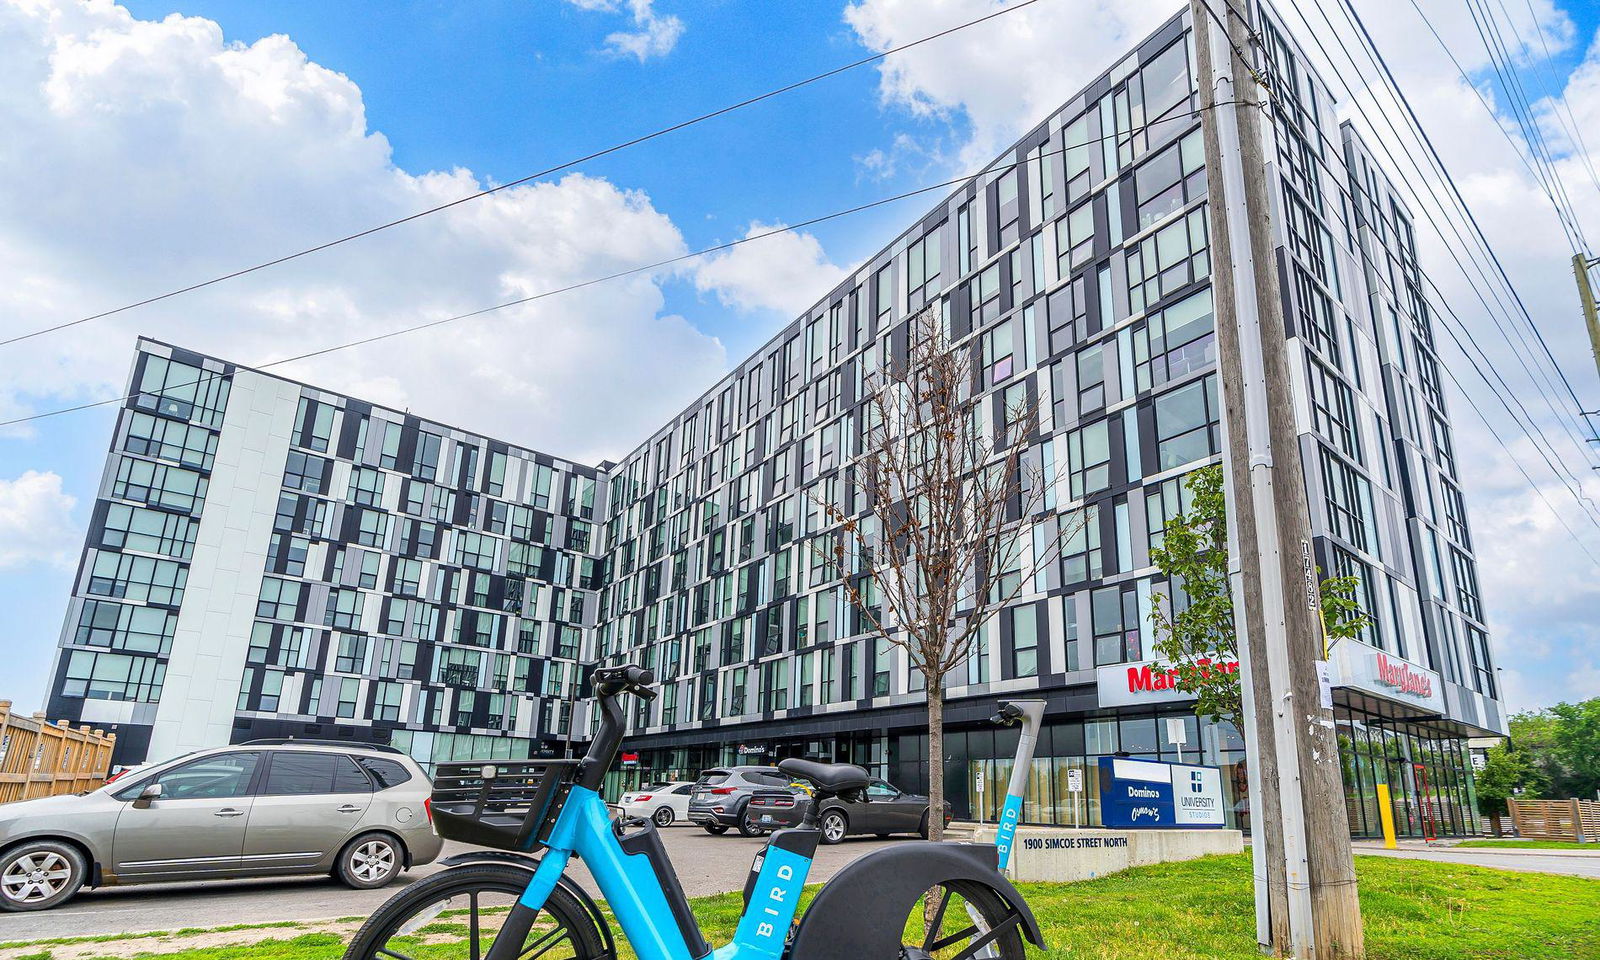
left=46, top=0, right=1503, bottom=837
left=48, top=342, right=605, bottom=770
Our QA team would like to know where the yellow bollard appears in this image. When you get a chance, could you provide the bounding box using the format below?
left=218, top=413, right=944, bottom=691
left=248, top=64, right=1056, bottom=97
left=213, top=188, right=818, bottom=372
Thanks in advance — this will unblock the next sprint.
left=1376, top=783, right=1398, bottom=850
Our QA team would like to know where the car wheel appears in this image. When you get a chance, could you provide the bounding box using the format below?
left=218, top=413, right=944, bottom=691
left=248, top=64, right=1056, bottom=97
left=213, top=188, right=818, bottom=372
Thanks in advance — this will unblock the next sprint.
left=0, top=840, right=87, bottom=912
left=820, top=809, right=848, bottom=845
left=737, top=807, right=768, bottom=838
left=919, top=811, right=930, bottom=840
left=702, top=824, right=729, bottom=836
left=337, top=833, right=404, bottom=889
left=652, top=806, right=675, bottom=828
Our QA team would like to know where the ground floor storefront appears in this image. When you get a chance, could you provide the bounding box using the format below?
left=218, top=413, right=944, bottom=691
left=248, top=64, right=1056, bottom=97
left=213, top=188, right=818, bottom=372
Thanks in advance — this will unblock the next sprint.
left=611, top=688, right=1485, bottom=838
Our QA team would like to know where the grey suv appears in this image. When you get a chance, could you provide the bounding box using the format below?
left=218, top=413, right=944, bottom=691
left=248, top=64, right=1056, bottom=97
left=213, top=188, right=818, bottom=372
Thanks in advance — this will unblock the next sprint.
left=686, top=766, right=798, bottom=837
left=0, top=741, right=442, bottom=912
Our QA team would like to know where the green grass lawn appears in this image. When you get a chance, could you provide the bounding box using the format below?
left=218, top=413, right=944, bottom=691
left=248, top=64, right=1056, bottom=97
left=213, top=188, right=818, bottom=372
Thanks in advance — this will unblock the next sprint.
left=4, top=854, right=1596, bottom=960
left=1455, top=839, right=1599, bottom=851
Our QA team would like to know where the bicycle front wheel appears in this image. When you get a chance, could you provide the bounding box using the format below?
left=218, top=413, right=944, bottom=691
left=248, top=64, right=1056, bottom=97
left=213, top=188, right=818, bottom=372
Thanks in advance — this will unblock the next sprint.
left=342, top=862, right=606, bottom=960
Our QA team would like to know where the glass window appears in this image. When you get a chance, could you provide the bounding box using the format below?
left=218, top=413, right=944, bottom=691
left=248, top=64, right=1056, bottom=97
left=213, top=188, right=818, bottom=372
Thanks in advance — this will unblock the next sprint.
left=1153, top=375, right=1220, bottom=471
left=124, top=412, right=217, bottom=470
left=293, top=398, right=336, bottom=452
left=100, top=504, right=197, bottom=559
left=1065, top=420, right=1111, bottom=498
left=87, top=553, right=186, bottom=607
left=349, top=467, right=385, bottom=506
left=1011, top=604, right=1039, bottom=678
left=135, top=355, right=230, bottom=428
left=413, top=432, right=443, bottom=481
left=1320, top=448, right=1374, bottom=551
left=262, top=752, right=369, bottom=795
left=983, top=320, right=1015, bottom=385
left=138, top=752, right=259, bottom=801
left=1140, top=40, right=1191, bottom=125
left=113, top=459, right=208, bottom=515
left=1056, top=202, right=1095, bottom=275
left=1061, top=504, right=1102, bottom=584
left=61, top=649, right=165, bottom=702
left=1120, top=717, right=1160, bottom=755
left=1134, top=288, right=1215, bottom=393
left=284, top=451, right=328, bottom=493
left=1127, top=208, right=1210, bottom=315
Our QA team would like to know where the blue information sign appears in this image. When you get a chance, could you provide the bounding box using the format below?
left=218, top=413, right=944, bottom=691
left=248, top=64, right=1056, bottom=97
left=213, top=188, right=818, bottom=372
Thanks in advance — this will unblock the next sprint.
left=1097, top=756, right=1226, bottom=829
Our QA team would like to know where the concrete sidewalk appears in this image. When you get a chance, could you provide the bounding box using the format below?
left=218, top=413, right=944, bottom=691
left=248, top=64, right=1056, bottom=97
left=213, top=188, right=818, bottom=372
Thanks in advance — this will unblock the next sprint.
left=1352, top=840, right=1600, bottom=878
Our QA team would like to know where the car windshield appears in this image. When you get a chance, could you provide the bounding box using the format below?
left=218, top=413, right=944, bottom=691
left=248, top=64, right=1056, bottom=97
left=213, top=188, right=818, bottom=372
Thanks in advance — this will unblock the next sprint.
left=695, top=771, right=730, bottom=786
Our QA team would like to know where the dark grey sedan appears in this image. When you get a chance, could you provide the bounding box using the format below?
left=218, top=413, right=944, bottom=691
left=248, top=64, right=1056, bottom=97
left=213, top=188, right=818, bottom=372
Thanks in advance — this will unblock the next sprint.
left=747, top=777, right=948, bottom=844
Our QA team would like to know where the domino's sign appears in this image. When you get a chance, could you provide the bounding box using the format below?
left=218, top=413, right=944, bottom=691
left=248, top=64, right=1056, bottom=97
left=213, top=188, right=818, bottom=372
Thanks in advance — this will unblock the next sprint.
left=1098, top=757, right=1225, bottom=829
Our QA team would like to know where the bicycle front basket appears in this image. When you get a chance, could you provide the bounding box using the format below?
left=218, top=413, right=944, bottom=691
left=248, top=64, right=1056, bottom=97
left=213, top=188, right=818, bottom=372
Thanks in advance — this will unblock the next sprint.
left=429, top=758, right=581, bottom=851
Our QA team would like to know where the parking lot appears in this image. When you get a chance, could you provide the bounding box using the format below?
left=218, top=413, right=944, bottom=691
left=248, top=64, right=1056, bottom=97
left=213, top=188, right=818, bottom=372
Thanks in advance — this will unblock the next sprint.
left=2, top=828, right=914, bottom=942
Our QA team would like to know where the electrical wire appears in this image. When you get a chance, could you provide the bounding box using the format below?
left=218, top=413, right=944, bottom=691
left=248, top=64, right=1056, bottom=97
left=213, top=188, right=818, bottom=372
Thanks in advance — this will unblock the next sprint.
left=1465, top=0, right=1589, bottom=254
left=1197, top=0, right=1600, bottom=539
left=0, top=0, right=1050, bottom=351
left=1513, top=0, right=1600, bottom=203
left=1283, top=0, right=1600, bottom=502
left=1322, top=0, right=1600, bottom=508
left=1391, top=0, right=1599, bottom=426
left=0, top=102, right=1234, bottom=430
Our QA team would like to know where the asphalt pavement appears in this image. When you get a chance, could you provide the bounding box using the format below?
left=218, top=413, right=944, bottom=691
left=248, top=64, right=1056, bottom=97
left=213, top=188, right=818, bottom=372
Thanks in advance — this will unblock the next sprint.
left=1, top=830, right=911, bottom=942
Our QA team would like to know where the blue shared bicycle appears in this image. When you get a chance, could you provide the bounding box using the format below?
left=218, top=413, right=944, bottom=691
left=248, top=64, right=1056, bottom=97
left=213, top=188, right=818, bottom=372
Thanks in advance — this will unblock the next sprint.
left=344, top=664, right=1045, bottom=960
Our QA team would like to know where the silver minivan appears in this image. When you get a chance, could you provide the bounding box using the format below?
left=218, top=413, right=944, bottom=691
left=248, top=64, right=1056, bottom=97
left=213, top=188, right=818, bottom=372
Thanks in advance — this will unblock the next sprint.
left=0, top=740, right=442, bottom=912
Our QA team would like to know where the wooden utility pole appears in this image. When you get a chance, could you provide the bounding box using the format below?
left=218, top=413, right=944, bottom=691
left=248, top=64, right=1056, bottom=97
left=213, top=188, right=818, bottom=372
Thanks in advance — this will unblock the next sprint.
left=1189, top=2, right=1366, bottom=957
left=1573, top=254, right=1600, bottom=382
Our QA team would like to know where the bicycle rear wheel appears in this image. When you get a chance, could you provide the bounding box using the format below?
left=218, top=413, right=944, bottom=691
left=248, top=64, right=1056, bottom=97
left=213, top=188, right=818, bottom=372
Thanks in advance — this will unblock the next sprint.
left=902, top=880, right=1028, bottom=960
left=342, top=862, right=606, bottom=960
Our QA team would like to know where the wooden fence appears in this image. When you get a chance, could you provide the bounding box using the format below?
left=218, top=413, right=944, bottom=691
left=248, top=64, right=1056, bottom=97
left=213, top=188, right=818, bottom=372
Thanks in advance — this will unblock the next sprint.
left=0, top=700, right=118, bottom=804
left=1508, top=798, right=1600, bottom=842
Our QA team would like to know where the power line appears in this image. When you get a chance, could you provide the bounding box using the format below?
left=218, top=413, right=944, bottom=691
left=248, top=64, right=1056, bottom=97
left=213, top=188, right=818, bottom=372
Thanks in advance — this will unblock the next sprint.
left=0, top=103, right=1231, bottom=431
left=1345, top=0, right=1594, bottom=438
left=1438, top=359, right=1600, bottom=568
left=1465, top=0, right=1589, bottom=254
left=0, top=0, right=1049, bottom=351
left=1224, top=0, right=1600, bottom=535
left=1391, top=0, right=1599, bottom=429
left=1289, top=0, right=1600, bottom=491
left=1401, top=0, right=1590, bottom=252
left=1513, top=0, right=1600, bottom=203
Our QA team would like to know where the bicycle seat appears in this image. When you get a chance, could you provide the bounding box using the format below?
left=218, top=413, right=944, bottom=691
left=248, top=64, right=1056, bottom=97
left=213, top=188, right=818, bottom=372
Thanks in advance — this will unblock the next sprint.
left=778, top=757, right=869, bottom=794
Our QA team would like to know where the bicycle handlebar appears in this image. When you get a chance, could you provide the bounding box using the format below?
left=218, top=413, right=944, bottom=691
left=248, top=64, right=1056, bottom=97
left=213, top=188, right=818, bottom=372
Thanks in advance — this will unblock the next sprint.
left=592, top=664, right=657, bottom=699
left=990, top=701, right=1025, bottom=725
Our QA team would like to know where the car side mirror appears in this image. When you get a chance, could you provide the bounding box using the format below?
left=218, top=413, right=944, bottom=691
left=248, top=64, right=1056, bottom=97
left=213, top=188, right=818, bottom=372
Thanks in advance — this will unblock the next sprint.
left=132, top=782, right=163, bottom=809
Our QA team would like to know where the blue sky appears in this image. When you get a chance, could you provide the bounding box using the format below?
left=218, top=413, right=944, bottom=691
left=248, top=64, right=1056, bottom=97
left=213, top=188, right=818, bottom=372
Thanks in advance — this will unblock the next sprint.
left=2, top=0, right=1597, bottom=718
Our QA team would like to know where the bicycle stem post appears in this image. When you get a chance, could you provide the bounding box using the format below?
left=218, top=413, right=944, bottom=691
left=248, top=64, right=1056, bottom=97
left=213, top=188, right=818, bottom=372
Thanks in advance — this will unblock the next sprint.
left=993, top=700, right=1045, bottom=872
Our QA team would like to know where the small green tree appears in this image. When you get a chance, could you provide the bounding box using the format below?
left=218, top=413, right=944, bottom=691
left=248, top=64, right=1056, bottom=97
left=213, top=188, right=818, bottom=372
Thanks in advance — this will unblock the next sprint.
left=1510, top=698, right=1600, bottom=800
left=1474, top=741, right=1549, bottom=835
left=1148, top=465, right=1372, bottom=726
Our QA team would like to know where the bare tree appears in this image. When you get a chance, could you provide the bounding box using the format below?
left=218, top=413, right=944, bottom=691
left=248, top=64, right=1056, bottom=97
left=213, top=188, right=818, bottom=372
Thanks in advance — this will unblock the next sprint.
left=812, top=305, right=1084, bottom=842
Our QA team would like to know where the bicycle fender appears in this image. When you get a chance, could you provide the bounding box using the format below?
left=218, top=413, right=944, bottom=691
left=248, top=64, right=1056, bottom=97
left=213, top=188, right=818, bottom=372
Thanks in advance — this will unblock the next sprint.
left=433, top=850, right=616, bottom=958
left=785, top=842, right=1044, bottom=959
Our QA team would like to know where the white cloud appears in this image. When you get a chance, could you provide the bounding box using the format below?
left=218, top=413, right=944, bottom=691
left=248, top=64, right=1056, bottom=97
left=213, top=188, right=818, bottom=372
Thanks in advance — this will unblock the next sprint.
left=564, top=0, right=684, bottom=61
left=843, top=0, right=1184, bottom=169
left=693, top=222, right=848, bottom=316
left=0, top=471, right=78, bottom=570
left=0, top=0, right=727, bottom=465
